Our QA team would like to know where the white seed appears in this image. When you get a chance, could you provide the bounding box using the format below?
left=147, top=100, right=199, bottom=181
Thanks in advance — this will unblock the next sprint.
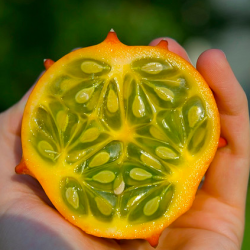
left=56, top=110, right=69, bottom=132
left=130, top=168, right=152, bottom=181
left=141, top=153, right=162, bottom=170
left=107, top=89, right=119, bottom=113
left=80, top=127, right=100, bottom=143
left=89, top=151, right=110, bottom=167
left=75, top=87, right=95, bottom=104
left=143, top=196, right=160, bottom=216
left=66, top=187, right=79, bottom=209
left=155, top=146, right=177, bottom=159
left=95, top=197, right=112, bottom=216
left=38, top=141, right=57, bottom=160
left=149, top=126, right=166, bottom=141
left=188, top=106, right=202, bottom=128
left=60, top=78, right=79, bottom=92
left=114, top=180, right=125, bottom=195
left=132, top=95, right=145, bottom=118
left=81, top=61, right=104, bottom=74
left=155, top=87, right=174, bottom=101
left=93, top=170, right=115, bottom=183
left=141, top=62, right=163, bottom=74
left=113, top=174, right=125, bottom=195
left=127, top=195, right=142, bottom=208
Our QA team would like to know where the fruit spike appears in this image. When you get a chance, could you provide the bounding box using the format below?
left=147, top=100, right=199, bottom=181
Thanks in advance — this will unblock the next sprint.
left=15, top=158, right=35, bottom=177
left=156, top=39, right=169, bottom=50
left=146, top=233, right=161, bottom=248
left=218, top=137, right=227, bottom=148
left=104, top=29, right=122, bottom=44
left=44, top=59, right=55, bottom=70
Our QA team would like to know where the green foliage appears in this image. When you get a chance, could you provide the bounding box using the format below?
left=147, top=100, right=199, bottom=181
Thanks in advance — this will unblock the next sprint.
left=0, top=0, right=213, bottom=111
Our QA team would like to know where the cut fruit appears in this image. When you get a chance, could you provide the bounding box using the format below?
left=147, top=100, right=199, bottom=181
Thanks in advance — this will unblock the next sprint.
left=16, top=31, right=220, bottom=247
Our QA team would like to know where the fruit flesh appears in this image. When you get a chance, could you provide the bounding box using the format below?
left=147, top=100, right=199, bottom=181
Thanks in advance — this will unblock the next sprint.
left=17, top=32, right=220, bottom=246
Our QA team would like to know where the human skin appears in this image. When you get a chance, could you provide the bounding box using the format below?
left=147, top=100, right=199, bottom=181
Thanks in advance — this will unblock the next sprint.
left=0, top=39, right=249, bottom=250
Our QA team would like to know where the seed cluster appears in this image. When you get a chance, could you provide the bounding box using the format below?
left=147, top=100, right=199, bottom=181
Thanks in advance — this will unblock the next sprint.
left=31, top=58, right=208, bottom=223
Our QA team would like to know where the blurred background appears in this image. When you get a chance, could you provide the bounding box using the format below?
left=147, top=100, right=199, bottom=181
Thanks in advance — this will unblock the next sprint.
left=0, top=0, right=249, bottom=248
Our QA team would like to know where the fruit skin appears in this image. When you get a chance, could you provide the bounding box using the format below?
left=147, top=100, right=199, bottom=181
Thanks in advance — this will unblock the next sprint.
left=16, top=31, right=220, bottom=247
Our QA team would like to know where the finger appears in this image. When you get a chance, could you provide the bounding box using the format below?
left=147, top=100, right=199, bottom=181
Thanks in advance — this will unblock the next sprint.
left=197, top=49, right=249, bottom=157
left=1, top=71, right=44, bottom=137
left=197, top=49, right=250, bottom=206
left=149, top=37, right=191, bottom=62
left=0, top=77, right=41, bottom=172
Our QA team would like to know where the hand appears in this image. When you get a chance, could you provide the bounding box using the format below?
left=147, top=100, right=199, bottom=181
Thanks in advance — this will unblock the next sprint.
left=0, top=39, right=249, bottom=250
left=145, top=38, right=250, bottom=250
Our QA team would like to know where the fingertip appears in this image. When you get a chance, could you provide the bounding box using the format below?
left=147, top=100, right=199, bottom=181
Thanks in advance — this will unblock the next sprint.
left=196, top=48, right=247, bottom=116
left=196, top=49, right=226, bottom=71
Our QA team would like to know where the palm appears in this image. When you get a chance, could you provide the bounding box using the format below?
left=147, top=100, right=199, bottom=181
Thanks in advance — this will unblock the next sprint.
left=157, top=190, right=240, bottom=250
left=0, top=40, right=249, bottom=250
left=0, top=115, right=121, bottom=249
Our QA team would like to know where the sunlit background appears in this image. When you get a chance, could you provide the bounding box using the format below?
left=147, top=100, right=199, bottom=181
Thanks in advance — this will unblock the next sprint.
left=1, top=0, right=249, bottom=248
